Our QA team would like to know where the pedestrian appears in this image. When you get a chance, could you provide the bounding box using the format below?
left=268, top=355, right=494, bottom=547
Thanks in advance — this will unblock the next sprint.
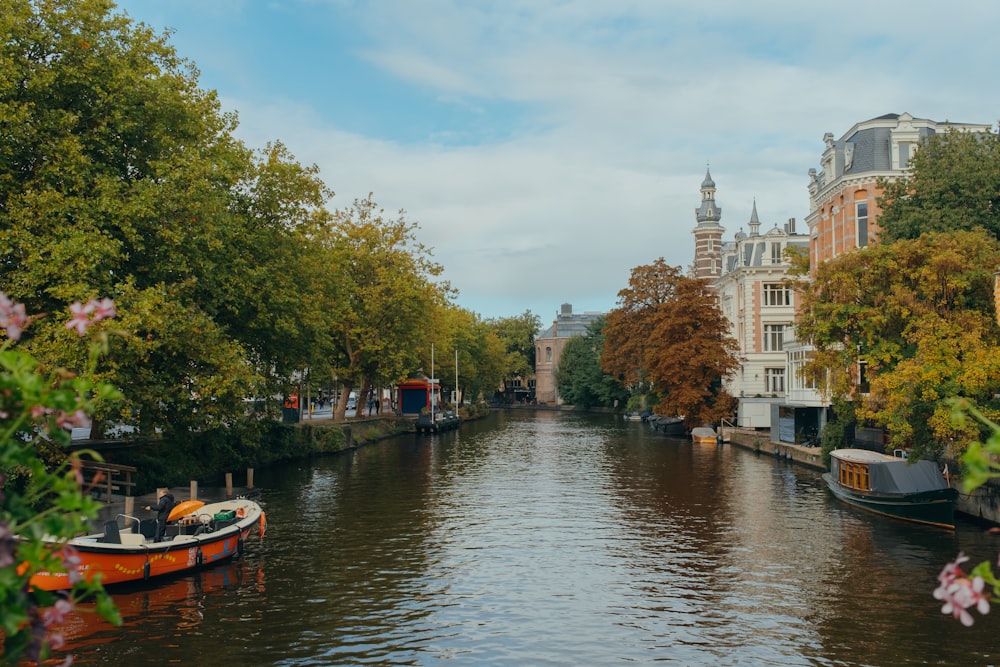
left=144, top=487, right=175, bottom=542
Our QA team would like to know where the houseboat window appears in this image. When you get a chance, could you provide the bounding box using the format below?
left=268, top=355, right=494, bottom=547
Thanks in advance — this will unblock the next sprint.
left=838, top=462, right=871, bottom=491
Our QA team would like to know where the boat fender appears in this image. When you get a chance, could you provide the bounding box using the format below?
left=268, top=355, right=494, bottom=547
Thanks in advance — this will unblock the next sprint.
left=195, top=549, right=203, bottom=567
left=237, top=535, right=245, bottom=557
left=143, top=561, right=150, bottom=581
left=259, top=512, right=267, bottom=539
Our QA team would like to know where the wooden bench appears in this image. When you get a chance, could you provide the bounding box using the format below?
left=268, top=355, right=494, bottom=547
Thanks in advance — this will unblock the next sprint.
left=81, top=461, right=137, bottom=501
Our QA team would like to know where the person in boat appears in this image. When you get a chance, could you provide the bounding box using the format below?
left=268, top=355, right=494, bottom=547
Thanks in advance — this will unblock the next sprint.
left=144, top=487, right=175, bottom=542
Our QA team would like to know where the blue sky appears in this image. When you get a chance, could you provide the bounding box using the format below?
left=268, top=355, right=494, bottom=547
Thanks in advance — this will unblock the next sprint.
left=114, top=0, right=1000, bottom=323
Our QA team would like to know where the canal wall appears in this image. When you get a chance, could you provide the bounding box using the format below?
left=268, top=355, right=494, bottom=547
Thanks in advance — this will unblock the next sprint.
left=723, top=428, right=826, bottom=471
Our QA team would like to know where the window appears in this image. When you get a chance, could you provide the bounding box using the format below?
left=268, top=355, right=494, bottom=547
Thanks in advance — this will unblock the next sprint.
left=545, top=347, right=552, bottom=363
left=771, top=243, right=782, bottom=265
left=763, top=283, right=790, bottom=307
left=764, top=324, right=785, bottom=352
left=789, top=350, right=817, bottom=390
left=765, top=368, right=785, bottom=393
left=857, top=202, right=869, bottom=248
left=858, top=360, right=869, bottom=394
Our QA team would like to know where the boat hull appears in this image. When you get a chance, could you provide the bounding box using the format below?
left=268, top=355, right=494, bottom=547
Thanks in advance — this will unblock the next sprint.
left=650, top=417, right=686, bottom=436
left=31, top=498, right=265, bottom=591
left=822, top=473, right=957, bottom=529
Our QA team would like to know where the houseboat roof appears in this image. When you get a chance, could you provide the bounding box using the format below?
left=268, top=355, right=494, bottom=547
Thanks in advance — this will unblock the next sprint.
left=831, top=449, right=894, bottom=463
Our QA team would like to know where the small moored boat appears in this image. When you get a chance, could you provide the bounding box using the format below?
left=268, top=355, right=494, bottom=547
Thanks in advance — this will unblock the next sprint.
left=415, top=409, right=461, bottom=434
left=30, top=497, right=266, bottom=591
left=650, top=416, right=686, bottom=436
left=823, top=449, right=957, bottom=529
left=691, top=426, right=717, bottom=444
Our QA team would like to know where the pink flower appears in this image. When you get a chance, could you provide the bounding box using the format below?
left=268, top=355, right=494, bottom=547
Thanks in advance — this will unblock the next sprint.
left=91, top=297, right=116, bottom=321
left=56, top=409, right=90, bottom=432
left=63, top=548, right=82, bottom=585
left=65, top=302, right=93, bottom=336
left=0, top=292, right=29, bottom=341
left=41, top=599, right=73, bottom=627
left=64, top=298, right=115, bottom=336
left=933, top=553, right=991, bottom=626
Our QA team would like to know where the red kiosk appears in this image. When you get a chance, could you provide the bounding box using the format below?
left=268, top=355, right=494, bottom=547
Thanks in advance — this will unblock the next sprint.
left=396, top=375, right=441, bottom=416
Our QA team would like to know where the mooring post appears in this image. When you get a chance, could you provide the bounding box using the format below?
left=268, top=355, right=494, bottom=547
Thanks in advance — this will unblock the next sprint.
left=247, top=468, right=254, bottom=489
left=124, top=496, right=134, bottom=516
left=190, top=480, right=198, bottom=501
left=225, top=472, right=233, bottom=497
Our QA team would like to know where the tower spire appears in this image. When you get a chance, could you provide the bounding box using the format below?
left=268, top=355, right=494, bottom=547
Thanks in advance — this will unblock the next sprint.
left=748, top=198, right=761, bottom=236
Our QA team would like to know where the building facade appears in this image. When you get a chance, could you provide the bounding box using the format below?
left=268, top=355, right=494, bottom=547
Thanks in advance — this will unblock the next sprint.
left=534, top=303, right=605, bottom=404
left=714, top=200, right=810, bottom=429
left=805, top=112, right=991, bottom=271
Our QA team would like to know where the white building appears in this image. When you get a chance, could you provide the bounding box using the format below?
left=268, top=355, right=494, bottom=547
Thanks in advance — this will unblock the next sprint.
left=715, top=201, right=809, bottom=429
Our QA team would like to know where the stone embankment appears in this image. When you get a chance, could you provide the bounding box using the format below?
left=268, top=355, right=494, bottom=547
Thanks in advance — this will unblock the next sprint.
left=722, top=427, right=826, bottom=471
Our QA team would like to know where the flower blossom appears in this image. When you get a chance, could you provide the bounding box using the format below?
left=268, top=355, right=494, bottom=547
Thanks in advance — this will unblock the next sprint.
left=65, top=297, right=116, bottom=336
left=933, top=552, right=991, bottom=626
left=41, top=599, right=73, bottom=628
left=0, top=292, right=29, bottom=341
left=63, top=548, right=82, bottom=585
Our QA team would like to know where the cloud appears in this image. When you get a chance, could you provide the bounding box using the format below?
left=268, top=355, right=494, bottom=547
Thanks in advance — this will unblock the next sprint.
left=119, top=0, right=1000, bottom=320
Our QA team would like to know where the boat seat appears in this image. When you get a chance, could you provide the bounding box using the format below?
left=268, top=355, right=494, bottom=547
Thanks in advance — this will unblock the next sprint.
left=119, top=532, right=145, bottom=546
left=101, top=520, right=121, bottom=544
left=135, top=518, right=158, bottom=539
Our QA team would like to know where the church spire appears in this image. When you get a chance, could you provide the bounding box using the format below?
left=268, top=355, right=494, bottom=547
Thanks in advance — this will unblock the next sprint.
left=748, top=199, right=761, bottom=236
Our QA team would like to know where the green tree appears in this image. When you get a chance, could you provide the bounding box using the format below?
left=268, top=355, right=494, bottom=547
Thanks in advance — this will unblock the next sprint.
left=489, top=310, right=540, bottom=380
left=556, top=317, right=627, bottom=409
left=315, top=194, right=453, bottom=419
left=795, top=229, right=1000, bottom=459
left=602, top=260, right=738, bottom=426
left=0, top=2, right=331, bottom=440
left=878, top=127, right=1000, bottom=242
left=431, top=305, right=506, bottom=405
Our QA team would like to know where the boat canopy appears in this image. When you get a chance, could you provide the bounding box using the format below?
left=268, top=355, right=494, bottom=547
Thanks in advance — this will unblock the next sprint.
left=868, top=460, right=948, bottom=494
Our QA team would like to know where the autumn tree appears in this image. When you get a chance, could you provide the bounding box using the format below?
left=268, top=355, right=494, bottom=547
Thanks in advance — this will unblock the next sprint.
left=794, top=229, right=1000, bottom=460
left=602, top=260, right=738, bottom=426
left=556, top=317, right=628, bottom=409
left=877, top=127, right=1000, bottom=243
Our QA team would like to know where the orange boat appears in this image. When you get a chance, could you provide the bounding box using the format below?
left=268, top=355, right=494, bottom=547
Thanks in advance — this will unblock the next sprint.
left=31, top=497, right=266, bottom=591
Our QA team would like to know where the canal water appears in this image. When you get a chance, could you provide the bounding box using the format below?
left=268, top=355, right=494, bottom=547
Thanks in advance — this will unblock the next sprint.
left=56, top=411, right=1000, bottom=666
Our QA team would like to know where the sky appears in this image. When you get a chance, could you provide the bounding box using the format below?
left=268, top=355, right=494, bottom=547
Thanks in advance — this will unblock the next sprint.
left=113, top=0, right=1000, bottom=323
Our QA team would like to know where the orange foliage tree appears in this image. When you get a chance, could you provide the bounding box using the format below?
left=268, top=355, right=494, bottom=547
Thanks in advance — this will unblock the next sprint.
left=601, top=260, right=738, bottom=427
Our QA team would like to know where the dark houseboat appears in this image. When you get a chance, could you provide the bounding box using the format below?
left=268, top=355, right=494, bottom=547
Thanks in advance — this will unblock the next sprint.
left=823, top=449, right=957, bottom=529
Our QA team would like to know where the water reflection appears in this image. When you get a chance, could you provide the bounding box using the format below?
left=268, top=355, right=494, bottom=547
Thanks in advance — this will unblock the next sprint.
left=54, top=411, right=1000, bottom=666
left=58, top=557, right=265, bottom=664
